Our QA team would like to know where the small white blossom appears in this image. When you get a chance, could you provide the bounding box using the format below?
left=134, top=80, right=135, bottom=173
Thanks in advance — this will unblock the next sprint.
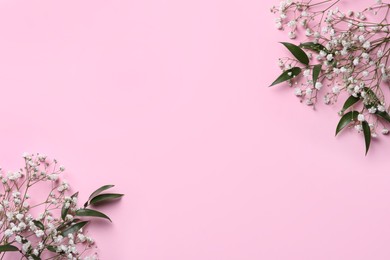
left=288, top=31, right=296, bottom=39
left=363, top=41, right=371, bottom=49
left=4, top=229, right=13, bottom=237
left=368, top=107, right=377, bottom=113
left=332, top=85, right=340, bottom=94
left=294, top=88, right=302, bottom=96
left=35, top=230, right=45, bottom=237
left=378, top=105, right=386, bottom=112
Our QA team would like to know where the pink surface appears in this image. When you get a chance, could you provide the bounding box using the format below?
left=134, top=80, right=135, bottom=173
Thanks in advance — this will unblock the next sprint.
left=0, top=0, right=390, bottom=259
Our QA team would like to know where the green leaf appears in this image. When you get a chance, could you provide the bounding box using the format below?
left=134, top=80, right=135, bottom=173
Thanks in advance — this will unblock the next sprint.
left=336, top=111, right=358, bottom=135
left=33, top=220, right=45, bottom=230
left=269, top=67, right=302, bottom=87
left=341, top=95, right=360, bottom=112
left=56, top=218, right=81, bottom=232
left=46, top=245, right=57, bottom=253
left=376, top=110, right=390, bottom=123
left=312, top=64, right=321, bottom=87
left=90, top=193, right=124, bottom=206
left=0, top=244, right=19, bottom=252
left=299, top=42, right=327, bottom=53
left=280, top=42, right=309, bottom=65
left=61, top=221, right=88, bottom=237
left=30, top=255, right=41, bottom=260
left=84, top=185, right=115, bottom=207
left=76, top=209, right=111, bottom=222
left=362, top=121, right=371, bottom=155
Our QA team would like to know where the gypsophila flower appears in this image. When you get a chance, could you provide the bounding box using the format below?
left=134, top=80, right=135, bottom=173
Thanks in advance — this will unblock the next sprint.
left=332, top=85, right=340, bottom=94
left=368, top=107, right=377, bottom=114
left=315, top=82, right=322, bottom=90
left=0, top=153, right=123, bottom=259
left=294, top=88, right=302, bottom=96
left=270, top=0, right=390, bottom=153
left=288, top=31, right=296, bottom=39
left=378, top=105, right=386, bottom=112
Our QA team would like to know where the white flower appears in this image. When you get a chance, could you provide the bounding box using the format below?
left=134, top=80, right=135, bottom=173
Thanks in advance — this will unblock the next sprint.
left=35, top=230, right=45, bottom=237
left=288, top=31, right=296, bottom=39
left=15, top=236, right=22, bottom=243
left=358, top=114, right=365, bottom=122
left=78, top=234, right=86, bottom=242
left=362, top=53, right=369, bottom=59
left=362, top=71, right=369, bottom=77
left=324, top=95, right=330, bottom=104
left=315, top=82, right=323, bottom=90
left=355, top=125, right=363, bottom=132
left=86, top=237, right=95, bottom=244
left=326, top=54, right=333, bottom=61
left=305, top=88, right=313, bottom=95
left=378, top=105, right=386, bottom=112
left=332, top=85, right=340, bottom=94
left=22, top=152, right=31, bottom=159
left=368, top=107, right=377, bottom=113
left=55, top=235, right=64, bottom=243
left=294, top=88, right=302, bottom=96
left=48, top=174, right=59, bottom=181
left=363, top=41, right=371, bottom=49
left=340, top=48, right=348, bottom=56
left=18, top=222, right=26, bottom=230
left=276, top=22, right=282, bottom=29
left=382, top=128, right=389, bottom=135
left=287, top=20, right=296, bottom=27
left=22, top=241, right=31, bottom=253
left=4, top=229, right=13, bottom=237
left=353, top=58, right=359, bottom=66
left=65, top=214, right=74, bottom=221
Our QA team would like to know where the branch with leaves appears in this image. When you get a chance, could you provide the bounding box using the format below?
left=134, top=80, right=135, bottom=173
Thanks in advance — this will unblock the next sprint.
left=270, top=0, right=390, bottom=154
left=0, top=153, right=123, bottom=259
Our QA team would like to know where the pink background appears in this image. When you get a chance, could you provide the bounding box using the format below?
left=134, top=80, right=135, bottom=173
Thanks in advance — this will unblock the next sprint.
left=0, top=0, right=390, bottom=259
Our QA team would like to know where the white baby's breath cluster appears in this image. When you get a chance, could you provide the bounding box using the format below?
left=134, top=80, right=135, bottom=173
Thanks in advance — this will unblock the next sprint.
left=271, top=0, right=390, bottom=150
left=0, top=153, right=98, bottom=259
